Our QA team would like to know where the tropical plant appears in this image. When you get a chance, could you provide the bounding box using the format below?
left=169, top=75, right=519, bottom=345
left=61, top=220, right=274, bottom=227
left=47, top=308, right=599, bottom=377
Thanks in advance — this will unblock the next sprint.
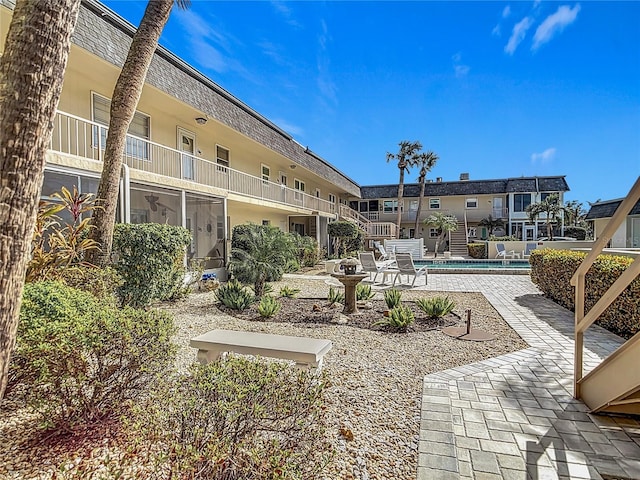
left=356, top=284, right=375, bottom=301
left=526, top=193, right=563, bottom=240
left=0, top=0, right=82, bottom=400
left=88, top=0, right=190, bottom=266
left=386, top=140, right=423, bottom=238
left=413, top=150, right=439, bottom=238
left=327, top=286, right=345, bottom=305
left=478, top=215, right=505, bottom=236
left=564, top=200, right=587, bottom=227
left=373, top=305, right=415, bottom=331
left=416, top=296, right=456, bottom=319
left=27, top=186, right=101, bottom=282
left=216, top=279, right=254, bottom=311
left=424, top=212, right=458, bottom=256
left=257, top=295, right=282, bottom=318
left=383, top=288, right=402, bottom=309
left=327, top=221, right=359, bottom=258
left=290, top=232, right=320, bottom=267
left=280, top=286, right=301, bottom=298
left=229, top=224, right=294, bottom=298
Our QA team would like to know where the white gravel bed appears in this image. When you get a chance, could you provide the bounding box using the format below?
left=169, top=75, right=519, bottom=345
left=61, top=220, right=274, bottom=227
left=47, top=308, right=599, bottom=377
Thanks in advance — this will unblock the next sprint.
left=0, top=273, right=527, bottom=480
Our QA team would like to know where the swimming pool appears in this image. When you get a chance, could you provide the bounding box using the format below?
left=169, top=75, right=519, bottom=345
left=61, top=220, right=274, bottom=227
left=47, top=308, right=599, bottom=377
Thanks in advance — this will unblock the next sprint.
left=414, top=259, right=531, bottom=274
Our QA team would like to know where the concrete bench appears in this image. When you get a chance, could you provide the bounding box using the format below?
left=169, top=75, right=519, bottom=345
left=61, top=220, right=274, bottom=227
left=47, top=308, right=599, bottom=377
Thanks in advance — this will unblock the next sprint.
left=190, top=329, right=333, bottom=371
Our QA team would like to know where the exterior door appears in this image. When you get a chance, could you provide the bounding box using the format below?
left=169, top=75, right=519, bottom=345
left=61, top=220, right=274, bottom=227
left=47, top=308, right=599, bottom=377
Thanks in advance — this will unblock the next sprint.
left=524, top=225, right=535, bottom=241
left=631, top=218, right=640, bottom=247
left=493, top=197, right=504, bottom=218
left=178, top=128, right=196, bottom=180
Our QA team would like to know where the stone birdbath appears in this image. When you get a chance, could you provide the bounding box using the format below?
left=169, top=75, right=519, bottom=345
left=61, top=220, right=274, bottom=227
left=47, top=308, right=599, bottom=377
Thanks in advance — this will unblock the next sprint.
left=331, top=258, right=368, bottom=314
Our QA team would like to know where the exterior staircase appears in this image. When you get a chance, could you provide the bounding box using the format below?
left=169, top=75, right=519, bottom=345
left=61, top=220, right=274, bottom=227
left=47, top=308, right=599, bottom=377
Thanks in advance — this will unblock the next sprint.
left=338, top=205, right=397, bottom=239
left=571, top=176, right=640, bottom=415
left=448, top=218, right=468, bottom=257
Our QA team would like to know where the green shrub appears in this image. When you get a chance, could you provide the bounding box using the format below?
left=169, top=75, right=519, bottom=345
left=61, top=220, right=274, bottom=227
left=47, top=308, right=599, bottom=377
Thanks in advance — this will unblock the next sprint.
left=258, top=295, right=282, bottom=318
left=356, top=283, right=375, bottom=301
left=12, top=281, right=176, bottom=429
left=383, top=288, right=402, bottom=309
left=112, top=223, right=191, bottom=308
left=328, top=221, right=360, bottom=257
left=216, top=279, right=255, bottom=311
left=129, top=357, right=333, bottom=479
left=373, top=306, right=414, bottom=331
left=530, top=249, right=640, bottom=338
left=280, top=286, right=300, bottom=298
left=290, top=232, right=321, bottom=267
left=417, top=296, right=456, bottom=318
left=327, top=286, right=345, bottom=305
left=55, top=265, right=123, bottom=307
left=467, top=243, right=486, bottom=259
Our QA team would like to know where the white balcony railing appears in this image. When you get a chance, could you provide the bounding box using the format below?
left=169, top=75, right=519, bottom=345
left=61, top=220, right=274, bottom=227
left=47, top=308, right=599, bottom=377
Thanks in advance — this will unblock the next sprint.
left=50, top=111, right=337, bottom=216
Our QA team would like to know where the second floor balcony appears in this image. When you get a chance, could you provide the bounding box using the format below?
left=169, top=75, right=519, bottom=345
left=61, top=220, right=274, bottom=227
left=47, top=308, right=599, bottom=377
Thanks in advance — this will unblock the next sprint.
left=49, top=111, right=337, bottom=216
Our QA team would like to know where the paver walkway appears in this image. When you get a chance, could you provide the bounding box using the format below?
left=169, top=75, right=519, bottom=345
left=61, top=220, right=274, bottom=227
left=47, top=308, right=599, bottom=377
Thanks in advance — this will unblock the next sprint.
left=414, top=274, right=640, bottom=480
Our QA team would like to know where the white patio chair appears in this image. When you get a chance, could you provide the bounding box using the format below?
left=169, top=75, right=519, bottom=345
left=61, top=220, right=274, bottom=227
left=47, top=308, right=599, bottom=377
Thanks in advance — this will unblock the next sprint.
left=358, top=252, right=395, bottom=283
left=391, top=253, right=428, bottom=287
left=374, top=242, right=395, bottom=261
left=523, top=243, right=537, bottom=259
left=495, top=243, right=517, bottom=259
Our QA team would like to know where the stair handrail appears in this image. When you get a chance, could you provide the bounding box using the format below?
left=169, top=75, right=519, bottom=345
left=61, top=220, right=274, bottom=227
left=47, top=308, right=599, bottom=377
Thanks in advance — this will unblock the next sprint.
left=570, top=176, right=640, bottom=399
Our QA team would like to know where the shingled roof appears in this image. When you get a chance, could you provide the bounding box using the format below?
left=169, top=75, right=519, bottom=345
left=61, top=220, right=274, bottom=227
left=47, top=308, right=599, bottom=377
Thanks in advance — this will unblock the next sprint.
left=586, top=198, right=640, bottom=220
left=69, top=0, right=361, bottom=197
left=359, top=176, right=569, bottom=199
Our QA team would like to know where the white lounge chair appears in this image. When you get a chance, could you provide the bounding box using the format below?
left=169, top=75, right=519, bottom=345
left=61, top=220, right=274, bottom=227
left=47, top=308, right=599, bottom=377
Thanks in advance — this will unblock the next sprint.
left=358, top=252, right=395, bottom=283
left=391, top=253, right=428, bottom=287
left=374, top=241, right=395, bottom=261
left=495, top=243, right=517, bottom=259
left=523, top=243, right=537, bottom=259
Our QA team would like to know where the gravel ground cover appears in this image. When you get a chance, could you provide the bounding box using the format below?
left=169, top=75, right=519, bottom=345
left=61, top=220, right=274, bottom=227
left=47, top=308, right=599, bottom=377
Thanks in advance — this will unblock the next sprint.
left=0, top=272, right=528, bottom=480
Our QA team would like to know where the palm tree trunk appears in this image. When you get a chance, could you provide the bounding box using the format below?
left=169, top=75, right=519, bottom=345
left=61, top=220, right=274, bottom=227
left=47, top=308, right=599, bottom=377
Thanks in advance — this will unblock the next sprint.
left=0, top=0, right=81, bottom=400
left=413, top=178, right=425, bottom=238
left=395, top=167, right=405, bottom=238
left=87, top=0, right=175, bottom=266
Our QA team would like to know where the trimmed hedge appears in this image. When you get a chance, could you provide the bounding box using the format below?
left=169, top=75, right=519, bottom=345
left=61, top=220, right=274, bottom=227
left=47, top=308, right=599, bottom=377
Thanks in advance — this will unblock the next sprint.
left=530, top=249, right=640, bottom=338
left=467, top=243, right=486, bottom=259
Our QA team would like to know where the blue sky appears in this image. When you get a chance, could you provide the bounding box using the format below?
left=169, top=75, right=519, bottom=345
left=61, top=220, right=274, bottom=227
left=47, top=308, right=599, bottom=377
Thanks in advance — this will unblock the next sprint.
left=103, top=1, right=640, bottom=206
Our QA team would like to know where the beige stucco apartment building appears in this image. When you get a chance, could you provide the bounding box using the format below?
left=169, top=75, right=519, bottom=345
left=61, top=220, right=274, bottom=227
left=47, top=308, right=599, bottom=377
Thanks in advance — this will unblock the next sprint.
left=1, top=0, right=571, bottom=264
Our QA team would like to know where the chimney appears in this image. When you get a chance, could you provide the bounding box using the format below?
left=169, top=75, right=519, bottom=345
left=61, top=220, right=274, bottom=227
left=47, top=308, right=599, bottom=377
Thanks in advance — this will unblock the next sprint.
left=460, top=172, right=469, bottom=181
left=436, top=177, right=442, bottom=183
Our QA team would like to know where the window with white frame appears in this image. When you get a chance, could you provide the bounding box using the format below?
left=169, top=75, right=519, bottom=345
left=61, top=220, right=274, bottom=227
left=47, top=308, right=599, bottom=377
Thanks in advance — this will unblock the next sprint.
left=383, top=200, right=400, bottom=213
left=294, top=179, right=305, bottom=201
left=261, top=164, right=270, bottom=183
left=316, top=188, right=321, bottom=198
left=92, top=93, right=150, bottom=160
left=429, top=228, right=440, bottom=238
left=216, top=146, right=229, bottom=171
left=328, top=193, right=336, bottom=204
left=465, top=197, right=478, bottom=209
left=429, top=198, right=441, bottom=209
left=409, top=200, right=419, bottom=212
left=514, top=193, right=532, bottom=212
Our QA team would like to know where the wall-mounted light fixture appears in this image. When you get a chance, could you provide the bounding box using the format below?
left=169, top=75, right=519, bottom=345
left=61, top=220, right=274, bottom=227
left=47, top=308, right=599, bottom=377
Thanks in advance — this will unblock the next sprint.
left=195, top=116, right=207, bottom=125
left=289, top=164, right=297, bottom=169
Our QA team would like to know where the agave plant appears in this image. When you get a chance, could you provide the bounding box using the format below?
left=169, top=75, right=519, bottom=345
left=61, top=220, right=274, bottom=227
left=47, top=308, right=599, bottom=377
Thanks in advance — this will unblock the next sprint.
left=416, top=296, right=456, bottom=319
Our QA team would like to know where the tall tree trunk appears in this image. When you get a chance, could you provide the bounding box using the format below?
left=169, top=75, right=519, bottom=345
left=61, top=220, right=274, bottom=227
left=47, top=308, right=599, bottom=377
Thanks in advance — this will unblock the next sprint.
left=414, top=177, right=425, bottom=238
left=395, top=167, right=405, bottom=238
left=0, top=0, right=81, bottom=400
left=87, top=0, right=174, bottom=266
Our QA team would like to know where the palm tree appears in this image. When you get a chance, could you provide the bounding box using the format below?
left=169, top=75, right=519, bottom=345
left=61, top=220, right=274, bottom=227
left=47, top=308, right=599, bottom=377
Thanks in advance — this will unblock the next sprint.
left=87, top=0, right=189, bottom=266
left=479, top=215, right=505, bottom=237
left=229, top=224, right=294, bottom=298
left=564, top=200, right=586, bottom=227
left=424, top=212, right=458, bottom=257
left=413, top=150, right=439, bottom=238
left=386, top=141, right=422, bottom=238
left=526, top=193, right=563, bottom=240
left=0, top=0, right=82, bottom=400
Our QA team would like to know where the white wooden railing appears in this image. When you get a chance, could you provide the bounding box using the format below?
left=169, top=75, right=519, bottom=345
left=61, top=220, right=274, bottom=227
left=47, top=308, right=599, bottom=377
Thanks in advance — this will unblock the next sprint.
left=339, top=205, right=397, bottom=238
left=50, top=111, right=337, bottom=216
left=570, top=176, right=640, bottom=402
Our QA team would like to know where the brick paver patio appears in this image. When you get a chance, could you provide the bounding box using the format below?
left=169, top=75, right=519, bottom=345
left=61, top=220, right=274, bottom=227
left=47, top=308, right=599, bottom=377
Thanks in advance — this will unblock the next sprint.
left=414, top=274, right=640, bottom=480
